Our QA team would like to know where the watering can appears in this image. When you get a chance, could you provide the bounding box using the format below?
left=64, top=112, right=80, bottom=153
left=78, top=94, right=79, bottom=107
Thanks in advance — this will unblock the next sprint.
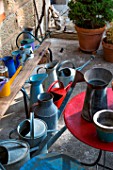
left=37, top=60, right=59, bottom=91
left=56, top=60, right=75, bottom=87
left=47, top=80, right=72, bottom=108
left=20, top=39, right=35, bottom=51
left=0, top=140, right=30, bottom=170
left=82, top=67, right=113, bottom=122
left=56, top=55, right=95, bottom=87
left=23, top=27, right=34, bottom=39
left=11, top=50, right=22, bottom=69
left=9, top=112, right=48, bottom=154
left=26, top=73, right=48, bottom=107
left=31, top=92, right=58, bottom=132
left=17, top=112, right=48, bottom=151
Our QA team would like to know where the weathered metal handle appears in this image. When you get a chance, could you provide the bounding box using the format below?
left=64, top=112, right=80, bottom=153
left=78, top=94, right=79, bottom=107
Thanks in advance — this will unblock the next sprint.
left=30, top=112, right=34, bottom=139
left=56, top=60, right=75, bottom=74
left=9, top=129, right=19, bottom=140
left=37, top=67, right=46, bottom=73
left=47, top=80, right=64, bottom=92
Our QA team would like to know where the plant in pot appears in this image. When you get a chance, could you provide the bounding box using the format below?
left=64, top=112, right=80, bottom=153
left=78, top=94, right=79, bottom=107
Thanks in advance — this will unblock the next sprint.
left=68, top=0, right=113, bottom=52
left=102, top=22, right=113, bottom=62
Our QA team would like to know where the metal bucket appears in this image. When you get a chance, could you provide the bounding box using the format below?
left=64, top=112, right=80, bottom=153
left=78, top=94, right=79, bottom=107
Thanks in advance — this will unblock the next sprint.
left=0, top=140, right=30, bottom=170
left=93, top=109, right=113, bottom=142
left=82, top=67, right=112, bottom=122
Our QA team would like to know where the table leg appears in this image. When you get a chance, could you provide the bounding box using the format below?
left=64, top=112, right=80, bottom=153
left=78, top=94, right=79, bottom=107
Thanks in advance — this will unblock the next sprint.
left=21, top=87, right=29, bottom=119
left=96, top=164, right=99, bottom=170
left=97, top=151, right=113, bottom=170
left=103, top=151, right=106, bottom=170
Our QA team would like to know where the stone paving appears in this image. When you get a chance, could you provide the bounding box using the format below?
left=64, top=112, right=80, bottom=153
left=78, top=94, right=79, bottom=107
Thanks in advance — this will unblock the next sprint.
left=1, top=38, right=113, bottom=169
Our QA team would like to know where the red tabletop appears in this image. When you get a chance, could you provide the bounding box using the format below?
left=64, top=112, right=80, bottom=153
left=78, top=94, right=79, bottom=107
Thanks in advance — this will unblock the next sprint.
left=63, top=88, right=113, bottom=152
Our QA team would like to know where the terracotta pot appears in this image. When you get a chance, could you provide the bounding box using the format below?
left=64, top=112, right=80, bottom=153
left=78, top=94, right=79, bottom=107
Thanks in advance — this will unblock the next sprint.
left=102, top=37, right=113, bottom=63
left=75, top=25, right=105, bottom=52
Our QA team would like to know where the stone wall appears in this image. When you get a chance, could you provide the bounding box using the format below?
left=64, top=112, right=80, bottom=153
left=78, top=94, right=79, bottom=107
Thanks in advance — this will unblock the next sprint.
left=0, top=0, right=50, bottom=57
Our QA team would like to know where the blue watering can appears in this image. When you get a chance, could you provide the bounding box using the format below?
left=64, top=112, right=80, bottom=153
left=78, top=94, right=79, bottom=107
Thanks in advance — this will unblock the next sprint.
left=26, top=73, right=48, bottom=107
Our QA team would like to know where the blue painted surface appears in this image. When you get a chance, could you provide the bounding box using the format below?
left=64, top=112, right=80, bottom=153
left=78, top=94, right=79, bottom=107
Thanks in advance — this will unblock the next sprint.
left=20, top=153, right=85, bottom=170
left=3, top=56, right=16, bottom=78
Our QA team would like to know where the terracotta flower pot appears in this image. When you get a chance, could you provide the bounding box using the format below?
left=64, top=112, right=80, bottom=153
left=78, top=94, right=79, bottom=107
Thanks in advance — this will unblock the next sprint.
left=75, top=25, right=105, bottom=52
left=102, top=37, right=113, bottom=63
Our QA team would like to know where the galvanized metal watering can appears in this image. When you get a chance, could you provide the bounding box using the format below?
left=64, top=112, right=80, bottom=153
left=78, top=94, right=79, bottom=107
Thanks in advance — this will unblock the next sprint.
left=82, top=67, right=113, bottom=122
left=26, top=73, right=48, bottom=107
left=9, top=112, right=48, bottom=154
left=37, top=60, right=59, bottom=91
left=0, top=140, right=30, bottom=170
left=31, top=92, right=59, bottom=132
left=47, top=80, right=72, bottom=108
left=56, top=60, right=75, bottom=87
left=56, top=55, right=95, bottom=88
left=17, top=116, right=48, bottom=151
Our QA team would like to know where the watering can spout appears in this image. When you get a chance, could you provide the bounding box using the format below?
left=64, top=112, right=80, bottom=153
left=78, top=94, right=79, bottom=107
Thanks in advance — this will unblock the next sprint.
left=29, top=73, right=48, bottom=84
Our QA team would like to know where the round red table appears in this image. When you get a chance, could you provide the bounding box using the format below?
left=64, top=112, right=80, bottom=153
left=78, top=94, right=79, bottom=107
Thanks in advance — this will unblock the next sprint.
left=64, top=88, right=113, bottom=152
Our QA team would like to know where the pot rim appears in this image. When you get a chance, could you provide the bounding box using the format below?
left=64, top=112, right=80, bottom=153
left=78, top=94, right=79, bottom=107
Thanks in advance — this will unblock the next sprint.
left=93, top=109, right=113, bottom=130
left=75, top=25, right=105, bottom=34
left=102, top=37, right=113, bottom=49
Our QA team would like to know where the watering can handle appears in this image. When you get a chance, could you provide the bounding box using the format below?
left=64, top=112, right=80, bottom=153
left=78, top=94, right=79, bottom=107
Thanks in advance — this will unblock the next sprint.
left=9, top=129, right=19, bottom=140
left=30, top=112, right=34, bottom=139
left=64, top=81, right=73, bottom=92
left=30, top=102, right=39, bottom=112
left=112, top=81, right=113, bottom=90
left=37, top=67, right=46, bottom=73
left=56, top=60, right=75, bottom=74
left=47, top=80, right=64, bottom=92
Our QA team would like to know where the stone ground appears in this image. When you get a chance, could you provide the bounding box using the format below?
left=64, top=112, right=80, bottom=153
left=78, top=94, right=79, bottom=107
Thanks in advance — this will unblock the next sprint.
left=0, top=37, right=113, bottom=170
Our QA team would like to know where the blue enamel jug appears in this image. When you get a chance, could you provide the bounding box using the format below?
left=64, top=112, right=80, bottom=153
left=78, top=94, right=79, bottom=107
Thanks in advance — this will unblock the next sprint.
left=27, top=73, right=48, bottom=107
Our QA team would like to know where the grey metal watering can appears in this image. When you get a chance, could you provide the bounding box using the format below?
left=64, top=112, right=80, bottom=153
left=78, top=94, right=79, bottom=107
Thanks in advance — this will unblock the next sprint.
left=56, top=55, right=95, bottom=87
left=56, top=60, right=75, bottom=87
left=31, top=92, right=59, bottom=132
left=37, top=60, right=59, bottom=91
left=82, top=67, right=113, bottom=122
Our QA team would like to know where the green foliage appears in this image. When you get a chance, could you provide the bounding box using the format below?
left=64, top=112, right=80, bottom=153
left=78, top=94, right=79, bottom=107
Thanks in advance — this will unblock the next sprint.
left=68, top=0, right=113, bottom=29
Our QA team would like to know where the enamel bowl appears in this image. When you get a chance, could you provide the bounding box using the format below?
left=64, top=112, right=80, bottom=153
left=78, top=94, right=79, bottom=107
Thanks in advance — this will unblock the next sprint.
left=93, top=109, right=113, bottom=142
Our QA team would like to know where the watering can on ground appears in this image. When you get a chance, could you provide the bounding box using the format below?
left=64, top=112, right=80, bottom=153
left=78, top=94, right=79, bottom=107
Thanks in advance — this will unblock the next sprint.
left=56, top=55, right=95, bottom=88
left=47, top=80, right=72, bottom=108
left=31, top=92, right=59, bottom=132
left=26, top=73, right=48, bottom=107
left=37, top=60, right=59, bottom=91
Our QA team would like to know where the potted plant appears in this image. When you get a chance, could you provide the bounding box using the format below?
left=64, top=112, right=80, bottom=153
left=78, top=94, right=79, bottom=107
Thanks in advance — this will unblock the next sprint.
left=68, top=0, right=113, bottom=52
left=102, top=22, right=113, bottom=62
